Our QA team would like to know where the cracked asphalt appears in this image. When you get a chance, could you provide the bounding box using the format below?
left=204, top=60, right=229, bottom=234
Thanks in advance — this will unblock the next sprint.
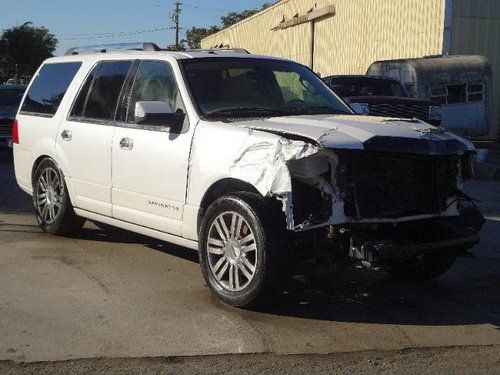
left=0, top=149, right=499, bottom=373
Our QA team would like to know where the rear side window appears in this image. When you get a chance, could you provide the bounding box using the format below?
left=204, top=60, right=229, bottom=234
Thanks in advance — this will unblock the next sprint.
left=77, top=60, right=132, bottom=121
left=21, top=62, right=81, bottom=116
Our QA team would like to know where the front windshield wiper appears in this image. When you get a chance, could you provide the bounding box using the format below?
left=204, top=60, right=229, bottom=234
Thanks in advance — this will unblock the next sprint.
left=286, top=106, right=350, bottom=115
left=206, top=107, right=286, bottom=117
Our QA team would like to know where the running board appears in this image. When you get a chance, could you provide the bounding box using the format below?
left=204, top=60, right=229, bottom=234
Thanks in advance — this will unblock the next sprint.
left=74, top=208, right=199, bottom=251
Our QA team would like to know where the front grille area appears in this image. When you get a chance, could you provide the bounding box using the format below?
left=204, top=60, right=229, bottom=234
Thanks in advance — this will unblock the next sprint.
left=339, top=153, right=459, bottom=219
left=368, top=103, right=429, bottom=121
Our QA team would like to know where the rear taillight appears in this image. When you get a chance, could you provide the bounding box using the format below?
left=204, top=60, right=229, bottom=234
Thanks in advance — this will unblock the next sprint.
left=12, top=119, right=19, bottom=144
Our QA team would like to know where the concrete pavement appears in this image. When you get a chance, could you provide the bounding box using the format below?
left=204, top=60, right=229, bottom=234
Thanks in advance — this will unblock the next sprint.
left=0, top=150, right=499, bottom=363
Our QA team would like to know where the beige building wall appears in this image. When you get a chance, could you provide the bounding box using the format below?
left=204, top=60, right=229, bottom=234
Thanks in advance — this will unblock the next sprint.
left=450, top=0, right=500, bottom=140
left=202, top=0, right=446, bottom=76
left=202, top=0, right=499, bottom=140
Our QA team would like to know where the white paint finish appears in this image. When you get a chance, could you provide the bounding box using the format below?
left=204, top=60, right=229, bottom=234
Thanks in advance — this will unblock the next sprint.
left=112, top=187, right=183, bottom=235
left=112, top=205, right=182, bottom=235
left=186, top=122, right=291, bottom=206
left=74, top=195, right=112, bottom=217
left=12, top=145, right=32, bottom=194
left=113, top=188, right=182, bottom=221
left=182, top=204, right=200, bottom=241
left=56, top=121, right=115, bottom=216
left=236, top=114, right=474, bottom=151
left=111, top=127, right=191, bottom=233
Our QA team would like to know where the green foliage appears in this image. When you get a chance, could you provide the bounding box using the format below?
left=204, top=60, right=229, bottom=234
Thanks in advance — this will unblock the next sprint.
left=184, top=26, right=221, bottom=49
left=184, top=3, right=271, bottom=49
left=221, top=3, right=271, bottom=28
left=165, top=43, right=185, bottom=51
left=0, top=22, right=57, bottom=79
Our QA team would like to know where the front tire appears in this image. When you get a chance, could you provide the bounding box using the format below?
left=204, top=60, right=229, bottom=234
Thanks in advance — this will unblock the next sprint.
left=33, top=158, right=85, bottom=236
left=199, top=193, right=284, bottom=308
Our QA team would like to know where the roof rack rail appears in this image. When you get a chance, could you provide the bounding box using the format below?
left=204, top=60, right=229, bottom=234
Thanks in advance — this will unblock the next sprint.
left=187, top=48, right=250, bottom=54
left=65, top=42, right=161, bottom=56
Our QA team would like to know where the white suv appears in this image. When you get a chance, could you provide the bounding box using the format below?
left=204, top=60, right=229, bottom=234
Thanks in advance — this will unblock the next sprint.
left=13, top=43, right=483, bottom=307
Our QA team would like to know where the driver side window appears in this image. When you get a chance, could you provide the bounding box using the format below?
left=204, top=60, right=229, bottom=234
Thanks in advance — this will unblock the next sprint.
left=127, top=60, right=186, bottom=124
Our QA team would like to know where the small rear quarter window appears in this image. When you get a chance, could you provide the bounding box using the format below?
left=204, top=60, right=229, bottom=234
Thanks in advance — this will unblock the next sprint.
left=21, top=62, right=82, bottom=116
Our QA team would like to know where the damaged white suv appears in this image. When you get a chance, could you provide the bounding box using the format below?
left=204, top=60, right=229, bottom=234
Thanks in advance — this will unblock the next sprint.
left=13, top=43, right=483, bottom=307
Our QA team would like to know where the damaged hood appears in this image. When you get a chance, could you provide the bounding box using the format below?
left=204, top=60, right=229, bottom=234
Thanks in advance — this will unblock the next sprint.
left=235, top=114, right=475, bottom=155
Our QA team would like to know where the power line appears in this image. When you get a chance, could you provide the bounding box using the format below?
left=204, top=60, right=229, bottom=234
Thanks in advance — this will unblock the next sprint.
left=59, top=27, right=173, bottom=41
left=182, top=3, right=232, bottom=13
left=0, top=3, right=164, bottom=11
left=58, top=26, right=172, bottom=37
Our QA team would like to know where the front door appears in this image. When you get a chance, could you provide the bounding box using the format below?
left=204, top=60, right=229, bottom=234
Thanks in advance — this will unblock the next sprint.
left=111, top=60, right=192, bottom=236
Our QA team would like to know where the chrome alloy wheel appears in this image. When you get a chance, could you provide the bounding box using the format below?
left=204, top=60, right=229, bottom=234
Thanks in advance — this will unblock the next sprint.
left=206, top=211, right=258, bottom=292
left=36, top=167, right=63, bottom=224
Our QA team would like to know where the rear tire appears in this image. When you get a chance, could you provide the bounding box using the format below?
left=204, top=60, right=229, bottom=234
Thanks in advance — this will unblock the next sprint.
left=388, top=251, right=458, bottom=280
left=33, top=158, right=85, bottom=236
left=198, top=192, right=285, bottom=308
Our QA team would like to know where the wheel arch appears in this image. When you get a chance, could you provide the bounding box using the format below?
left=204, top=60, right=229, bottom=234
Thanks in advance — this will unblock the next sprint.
left=197, top=178, right=262, bottom=233
left=31, top=155, right=55, bottom=187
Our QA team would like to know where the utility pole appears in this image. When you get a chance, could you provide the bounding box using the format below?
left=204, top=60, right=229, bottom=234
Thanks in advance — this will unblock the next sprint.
left=170, top=1, right=182, bottom=50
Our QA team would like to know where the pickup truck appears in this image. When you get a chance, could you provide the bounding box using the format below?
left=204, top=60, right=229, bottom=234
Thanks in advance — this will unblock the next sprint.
left=323, top=75, right=442, bottom=126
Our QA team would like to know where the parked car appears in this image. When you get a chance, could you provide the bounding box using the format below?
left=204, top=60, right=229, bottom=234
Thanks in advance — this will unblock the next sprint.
left=323, top=75, right=442, bottom=126
left=0, top=84, right=26, bottom=148
left=13, top=43, right=483, bottom=307
left=367, top=55, right=492, bottom=137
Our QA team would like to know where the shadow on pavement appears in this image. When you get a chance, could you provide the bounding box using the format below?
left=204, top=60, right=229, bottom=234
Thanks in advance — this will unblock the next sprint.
left=82, top=219, right=500, bottom=328
left=77, top=224, right=199, bottom=263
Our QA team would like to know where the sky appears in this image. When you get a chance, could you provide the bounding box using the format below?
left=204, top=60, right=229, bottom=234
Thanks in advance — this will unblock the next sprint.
left=0, top=0, right=270, bottom=55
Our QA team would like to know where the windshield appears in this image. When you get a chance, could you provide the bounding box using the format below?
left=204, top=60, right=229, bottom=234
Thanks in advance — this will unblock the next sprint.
left=0, top=88, right=25, bottom=107
left=181, top=58, right=352, bottom=119
left=328, top=77, right=407, bottom=98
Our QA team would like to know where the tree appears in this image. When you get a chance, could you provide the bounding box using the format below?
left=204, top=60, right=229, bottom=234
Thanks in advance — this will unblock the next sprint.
left=183, top=3, right=271, bottom=50
left=0, top=22, right=57, bottom=79
left=165, top=42, right=186, bottom=51
left=184, top=26, right=220, bottom=49
left=221, top=3, right=271, bottom=28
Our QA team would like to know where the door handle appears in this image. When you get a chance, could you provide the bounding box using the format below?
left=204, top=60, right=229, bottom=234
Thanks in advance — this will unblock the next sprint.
left=119, top=137, right=134, bottom=150
left=60, top=129, right=72, bottom=141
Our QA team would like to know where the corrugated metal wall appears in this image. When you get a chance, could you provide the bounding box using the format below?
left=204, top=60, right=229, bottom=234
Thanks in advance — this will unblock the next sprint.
left=202, top=0, right=314, bottom=66
left=202, top=0, right=446, bottom=76
left=451, top=0, right=500, bottom=140
left=201, top=0, right=500, bottom=140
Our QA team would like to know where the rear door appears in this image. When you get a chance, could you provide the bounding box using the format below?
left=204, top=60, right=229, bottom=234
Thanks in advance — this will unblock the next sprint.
left=57, top=60, right=133, bottom=216
left=111, top=59, right=192, bottom=236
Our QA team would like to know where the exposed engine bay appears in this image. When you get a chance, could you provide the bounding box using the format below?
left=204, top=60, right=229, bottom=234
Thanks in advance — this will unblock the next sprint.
left=286, top=147, right=483, bottom=267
